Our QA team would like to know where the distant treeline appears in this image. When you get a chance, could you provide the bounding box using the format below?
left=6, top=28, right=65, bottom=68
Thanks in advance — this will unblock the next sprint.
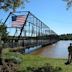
left=59, top=34, right=72, bottom=40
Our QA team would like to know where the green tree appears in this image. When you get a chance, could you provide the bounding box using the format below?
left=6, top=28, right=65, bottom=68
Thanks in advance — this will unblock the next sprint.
left=0, top=22, right=8, bottom=43
left=0, top=22, right=8, bottom=64
left=0, top=0, right=29, bottom=11
left=63, top=0, right=72, bottom=10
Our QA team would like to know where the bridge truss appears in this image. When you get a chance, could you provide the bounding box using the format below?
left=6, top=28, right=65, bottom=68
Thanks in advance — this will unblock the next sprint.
left=4, top=11, right=59, bottom=48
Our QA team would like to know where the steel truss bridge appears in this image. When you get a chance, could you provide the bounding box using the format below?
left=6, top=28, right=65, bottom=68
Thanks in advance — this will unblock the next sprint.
left=4, top=11, right=59, bottom=49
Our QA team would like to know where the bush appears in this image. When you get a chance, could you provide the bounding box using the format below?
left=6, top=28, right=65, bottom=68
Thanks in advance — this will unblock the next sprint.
left=26, top=63, right=62, bottom=72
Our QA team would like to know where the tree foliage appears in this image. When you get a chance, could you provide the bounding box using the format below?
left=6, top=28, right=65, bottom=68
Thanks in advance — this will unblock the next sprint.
left=59, top=34, right=72, bottom=40
left=63, top=0, right=72, bottom=10
left=0, top=22, right=8, bottom=42
left=0, top=0, right=29, bottom=11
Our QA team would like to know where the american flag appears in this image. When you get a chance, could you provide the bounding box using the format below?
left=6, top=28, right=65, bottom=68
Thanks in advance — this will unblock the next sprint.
left=12, top=15, right=26, bottom=27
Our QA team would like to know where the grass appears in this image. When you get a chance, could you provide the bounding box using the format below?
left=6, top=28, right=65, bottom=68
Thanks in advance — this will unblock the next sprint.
left=2, top=48, right=72, bottom=72
left=18, top=55, right=72, bottom=72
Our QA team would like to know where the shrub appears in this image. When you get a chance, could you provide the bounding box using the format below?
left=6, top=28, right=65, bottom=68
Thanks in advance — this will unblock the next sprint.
left=26, top=63, right=62, bottom=72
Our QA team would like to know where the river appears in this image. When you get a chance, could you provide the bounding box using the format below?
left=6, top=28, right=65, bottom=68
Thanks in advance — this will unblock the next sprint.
left=29, top=40, right=72, bottom=59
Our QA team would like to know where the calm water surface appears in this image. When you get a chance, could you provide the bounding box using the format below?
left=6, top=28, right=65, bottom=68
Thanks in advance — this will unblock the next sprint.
left=31, top=40, right=72, bottom=58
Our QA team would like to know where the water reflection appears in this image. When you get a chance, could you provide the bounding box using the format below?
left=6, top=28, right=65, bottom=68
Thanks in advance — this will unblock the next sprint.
left=31, top=40, right=72, bottom=58
left=25, top=45, right=42, bottom=53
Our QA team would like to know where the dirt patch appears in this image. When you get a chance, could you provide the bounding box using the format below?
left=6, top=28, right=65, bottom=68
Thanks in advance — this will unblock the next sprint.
left=0, top=59, right=18, bottom=72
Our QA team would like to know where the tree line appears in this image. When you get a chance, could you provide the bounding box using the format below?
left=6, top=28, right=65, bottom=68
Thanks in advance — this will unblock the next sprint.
left=59, top=34, right=72, bottom=40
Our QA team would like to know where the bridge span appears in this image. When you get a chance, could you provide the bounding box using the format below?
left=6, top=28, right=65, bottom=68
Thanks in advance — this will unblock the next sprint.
left=4, top=11, right=59, bottom=50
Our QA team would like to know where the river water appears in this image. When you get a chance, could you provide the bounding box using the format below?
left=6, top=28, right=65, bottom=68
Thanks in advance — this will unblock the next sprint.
left=30, top=40, right=72, bottom=59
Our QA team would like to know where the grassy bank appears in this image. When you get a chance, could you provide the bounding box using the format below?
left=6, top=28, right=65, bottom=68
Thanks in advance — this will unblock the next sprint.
left=2, top=48, right=72, bottom=72
left=18, top=55, right=72, bottom=72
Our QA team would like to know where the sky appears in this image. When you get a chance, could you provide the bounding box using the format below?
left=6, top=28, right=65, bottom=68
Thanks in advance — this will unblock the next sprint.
left=0, top=0, right=72, bottom=35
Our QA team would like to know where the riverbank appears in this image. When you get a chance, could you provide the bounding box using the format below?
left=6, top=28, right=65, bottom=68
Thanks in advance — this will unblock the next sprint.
left=19, top=55, right=72, bottom=72
left=2, top=48, right=72, bottom=72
